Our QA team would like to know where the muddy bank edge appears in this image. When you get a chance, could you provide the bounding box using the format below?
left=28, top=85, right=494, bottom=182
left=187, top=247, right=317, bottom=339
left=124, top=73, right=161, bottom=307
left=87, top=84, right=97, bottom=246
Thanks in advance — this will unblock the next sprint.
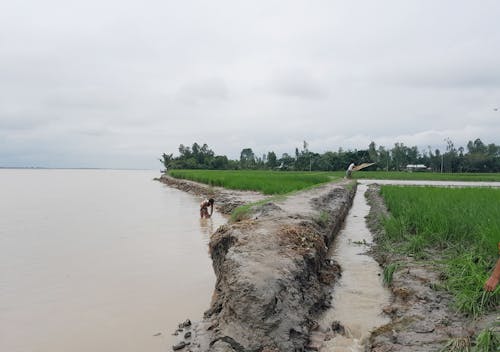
left=157, top=174, right=356, bottom=351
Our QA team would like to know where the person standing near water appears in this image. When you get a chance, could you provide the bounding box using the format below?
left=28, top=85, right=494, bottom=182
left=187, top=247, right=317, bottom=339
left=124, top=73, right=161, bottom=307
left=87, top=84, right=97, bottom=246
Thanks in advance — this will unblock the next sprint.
left=200, top=198, right=214, bottom=218
left=346, top=162, right=355, bottom=179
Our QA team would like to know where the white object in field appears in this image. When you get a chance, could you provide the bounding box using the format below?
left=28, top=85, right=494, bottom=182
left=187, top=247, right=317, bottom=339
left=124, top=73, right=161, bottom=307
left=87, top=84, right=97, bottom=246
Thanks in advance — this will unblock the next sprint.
left=352, top=163, right=375, bottom=171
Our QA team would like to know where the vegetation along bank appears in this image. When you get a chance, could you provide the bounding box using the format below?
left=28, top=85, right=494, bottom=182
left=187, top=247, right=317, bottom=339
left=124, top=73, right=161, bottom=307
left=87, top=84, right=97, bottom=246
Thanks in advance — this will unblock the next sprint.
left=159, top=171, right=499, bottom=351
left=366, top=185, right=499, bottom=351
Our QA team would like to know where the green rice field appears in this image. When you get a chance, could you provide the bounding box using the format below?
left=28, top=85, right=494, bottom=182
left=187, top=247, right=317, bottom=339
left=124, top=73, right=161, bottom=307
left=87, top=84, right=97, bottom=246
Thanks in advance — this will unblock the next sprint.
left=380, top=186, right=500, bottom=316
left=168, top=170, right=335, bottom=194
left=169, top=170, right=500, bottom=194
left=333, top=170, right=500, bottom=182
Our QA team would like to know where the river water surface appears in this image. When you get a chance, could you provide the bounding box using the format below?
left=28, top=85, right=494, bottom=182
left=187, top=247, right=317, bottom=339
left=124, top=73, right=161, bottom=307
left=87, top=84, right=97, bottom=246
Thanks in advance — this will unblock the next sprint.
left=0, top=169, right=225, bottom=352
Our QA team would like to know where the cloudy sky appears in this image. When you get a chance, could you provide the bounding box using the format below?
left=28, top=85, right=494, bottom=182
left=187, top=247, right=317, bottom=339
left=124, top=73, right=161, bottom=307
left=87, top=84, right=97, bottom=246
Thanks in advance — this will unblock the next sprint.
left=1, top=1, right=499, bottom=169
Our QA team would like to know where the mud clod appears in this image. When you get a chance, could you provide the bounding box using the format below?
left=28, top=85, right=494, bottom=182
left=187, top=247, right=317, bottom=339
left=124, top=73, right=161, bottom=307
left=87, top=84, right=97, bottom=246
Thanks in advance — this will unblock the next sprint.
left=330, top=321, right=346, bottom=336
left=172, top=341, right=189, bottom=350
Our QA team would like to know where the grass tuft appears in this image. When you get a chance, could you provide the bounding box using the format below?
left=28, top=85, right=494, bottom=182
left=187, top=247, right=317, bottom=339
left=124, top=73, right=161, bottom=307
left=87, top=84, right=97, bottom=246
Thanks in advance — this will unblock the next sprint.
left=383, top=263, right=400, bottom=286
left=473, top=327, right=499, bottom=352
left=440, top=336, right=472, bottom=352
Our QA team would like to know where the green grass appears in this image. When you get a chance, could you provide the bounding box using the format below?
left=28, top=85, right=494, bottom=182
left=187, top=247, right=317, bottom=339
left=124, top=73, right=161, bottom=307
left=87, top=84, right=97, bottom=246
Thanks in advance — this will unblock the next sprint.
left=332, top=171, right=500, bottom=182
left=383, top=262, right=401, bottom=286
left=168, top=170, right=336, bottom=194
left=473, top=326, right=499, bottom=352
left=168, top=170, right=500, bottom=194
left=229, top=197, right=278, bottom=222
left=380, top=186, right=500, bottom=316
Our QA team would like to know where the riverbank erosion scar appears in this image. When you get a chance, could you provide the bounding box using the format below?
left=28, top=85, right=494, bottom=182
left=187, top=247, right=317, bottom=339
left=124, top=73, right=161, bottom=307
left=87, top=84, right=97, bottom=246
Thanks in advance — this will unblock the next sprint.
left=164, top=177, right=355, bottom=351
left=157, top=174, right=267, bottom=214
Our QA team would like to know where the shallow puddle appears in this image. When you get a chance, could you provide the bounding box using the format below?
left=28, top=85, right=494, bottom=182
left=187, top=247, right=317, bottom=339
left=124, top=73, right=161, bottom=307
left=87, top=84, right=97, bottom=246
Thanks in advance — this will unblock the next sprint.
left=315, top=184, right=390, bottom=351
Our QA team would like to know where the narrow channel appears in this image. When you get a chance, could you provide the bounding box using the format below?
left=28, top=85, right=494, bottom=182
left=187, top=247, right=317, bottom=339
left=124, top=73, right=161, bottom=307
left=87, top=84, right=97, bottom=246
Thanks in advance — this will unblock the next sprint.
left=315, top=184, right=391, bottom=351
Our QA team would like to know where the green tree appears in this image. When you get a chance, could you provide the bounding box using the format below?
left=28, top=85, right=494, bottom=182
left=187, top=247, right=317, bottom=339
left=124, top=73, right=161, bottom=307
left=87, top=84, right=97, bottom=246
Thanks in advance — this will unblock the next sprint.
left=377, top=146, right=390, bottom=171
left=266, top=151, right=278, bottom=169
left=368, top=141, right=378, bottom=164
left=159, top=153, right=173, bottom=170
left=210, top=155, right=229, bottom=169
left=240, top=148, right=256, bottom=169
left=278, top=153, right=295, bottom=170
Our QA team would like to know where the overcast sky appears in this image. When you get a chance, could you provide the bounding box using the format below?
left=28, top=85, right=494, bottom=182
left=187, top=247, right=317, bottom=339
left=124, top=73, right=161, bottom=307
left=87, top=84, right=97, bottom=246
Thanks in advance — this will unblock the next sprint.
left=1, top=1, right=499, bottom=169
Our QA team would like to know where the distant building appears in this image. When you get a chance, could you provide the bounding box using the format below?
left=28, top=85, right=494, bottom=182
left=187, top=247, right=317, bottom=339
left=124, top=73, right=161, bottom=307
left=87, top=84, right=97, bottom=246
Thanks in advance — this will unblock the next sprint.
left=406, top=164, right=428, bottom=172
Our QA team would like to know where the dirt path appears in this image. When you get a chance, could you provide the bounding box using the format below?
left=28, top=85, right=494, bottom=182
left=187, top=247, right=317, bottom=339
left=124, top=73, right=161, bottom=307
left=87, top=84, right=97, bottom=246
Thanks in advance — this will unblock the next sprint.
left=359, top=179, right=500, bottom=188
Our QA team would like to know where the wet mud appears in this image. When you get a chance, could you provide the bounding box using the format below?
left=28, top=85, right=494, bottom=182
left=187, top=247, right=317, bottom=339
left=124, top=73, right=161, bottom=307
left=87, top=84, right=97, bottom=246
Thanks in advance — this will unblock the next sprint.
left=159, top=175, right=357, bottom=351
left=365, top=184, right=499, bottom=352
left=310, top=184, right=391, bottom=352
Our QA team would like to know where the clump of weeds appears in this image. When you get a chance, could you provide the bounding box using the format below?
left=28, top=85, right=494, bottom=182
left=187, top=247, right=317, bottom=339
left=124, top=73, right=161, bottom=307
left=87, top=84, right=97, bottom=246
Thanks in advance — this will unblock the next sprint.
left=383, top=262, right=400, bottom=286
left=440, top=336, right=471, bottom=352
left=277, top=223, right=324, bottom=254
left=314, top=210, right=330, bottom=228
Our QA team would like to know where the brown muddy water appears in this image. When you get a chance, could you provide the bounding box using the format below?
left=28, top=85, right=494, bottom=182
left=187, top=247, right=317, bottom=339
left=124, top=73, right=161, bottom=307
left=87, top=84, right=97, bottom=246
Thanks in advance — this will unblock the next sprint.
left=316, top=184, right=390, bottom=351
left=0, top=169, right=225, bottom=352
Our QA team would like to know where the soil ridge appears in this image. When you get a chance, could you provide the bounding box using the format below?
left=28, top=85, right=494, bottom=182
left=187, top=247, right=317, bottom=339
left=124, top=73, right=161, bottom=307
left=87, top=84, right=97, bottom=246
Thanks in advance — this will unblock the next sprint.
left=158, top=175, right=356, bottom=351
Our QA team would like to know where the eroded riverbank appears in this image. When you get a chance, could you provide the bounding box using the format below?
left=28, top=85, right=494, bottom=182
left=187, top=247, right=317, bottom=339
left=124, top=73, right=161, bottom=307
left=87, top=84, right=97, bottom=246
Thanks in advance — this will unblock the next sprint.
left=158, top=175, right=357, bottom=351
left=159, top=175, right=499, bottom=351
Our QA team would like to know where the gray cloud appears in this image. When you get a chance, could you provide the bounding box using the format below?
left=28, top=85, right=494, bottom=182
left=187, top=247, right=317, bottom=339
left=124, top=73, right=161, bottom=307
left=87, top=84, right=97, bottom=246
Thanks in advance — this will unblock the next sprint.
left=270, top=70, right=328, bottom=99
left=176, top=78, right=229, bottom=105
left=1, top=0, right=500, bottom=168
left=377, top=62, right=500, bottom=88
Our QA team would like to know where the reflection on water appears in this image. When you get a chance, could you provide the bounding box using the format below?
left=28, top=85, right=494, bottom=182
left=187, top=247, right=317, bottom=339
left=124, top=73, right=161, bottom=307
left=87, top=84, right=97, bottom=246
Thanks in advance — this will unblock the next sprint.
left=199, top=218, right=217, bottom=239
left=0, top=169, right=226, bottom=352
left=317, top=184, right=390, bottom=352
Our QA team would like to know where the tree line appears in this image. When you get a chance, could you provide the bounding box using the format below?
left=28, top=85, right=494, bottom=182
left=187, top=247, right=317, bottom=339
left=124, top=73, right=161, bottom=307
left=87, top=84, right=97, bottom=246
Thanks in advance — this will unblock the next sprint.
left=160, top=138, right=500, bottom=172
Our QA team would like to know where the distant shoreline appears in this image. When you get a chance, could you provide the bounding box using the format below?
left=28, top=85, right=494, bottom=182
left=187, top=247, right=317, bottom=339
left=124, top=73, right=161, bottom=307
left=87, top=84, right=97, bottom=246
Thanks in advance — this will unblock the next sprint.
left=0, top=167, right=157, bottom=171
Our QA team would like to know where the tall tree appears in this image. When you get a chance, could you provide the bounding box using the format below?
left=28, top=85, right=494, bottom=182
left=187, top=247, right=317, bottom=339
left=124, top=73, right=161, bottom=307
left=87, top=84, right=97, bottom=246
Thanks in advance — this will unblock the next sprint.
left=266, top=151, right=278, bottom=169
left=240, top=148, right=256, bottom=169
left=368, top=141, right=378, bottom=163
left=160, top=153, right=173, bottom=170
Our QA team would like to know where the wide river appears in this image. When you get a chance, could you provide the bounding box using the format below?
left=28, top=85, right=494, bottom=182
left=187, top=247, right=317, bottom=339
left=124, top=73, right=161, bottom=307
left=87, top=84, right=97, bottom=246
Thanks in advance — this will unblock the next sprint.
left=0, top=169, right=226, bottom=352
